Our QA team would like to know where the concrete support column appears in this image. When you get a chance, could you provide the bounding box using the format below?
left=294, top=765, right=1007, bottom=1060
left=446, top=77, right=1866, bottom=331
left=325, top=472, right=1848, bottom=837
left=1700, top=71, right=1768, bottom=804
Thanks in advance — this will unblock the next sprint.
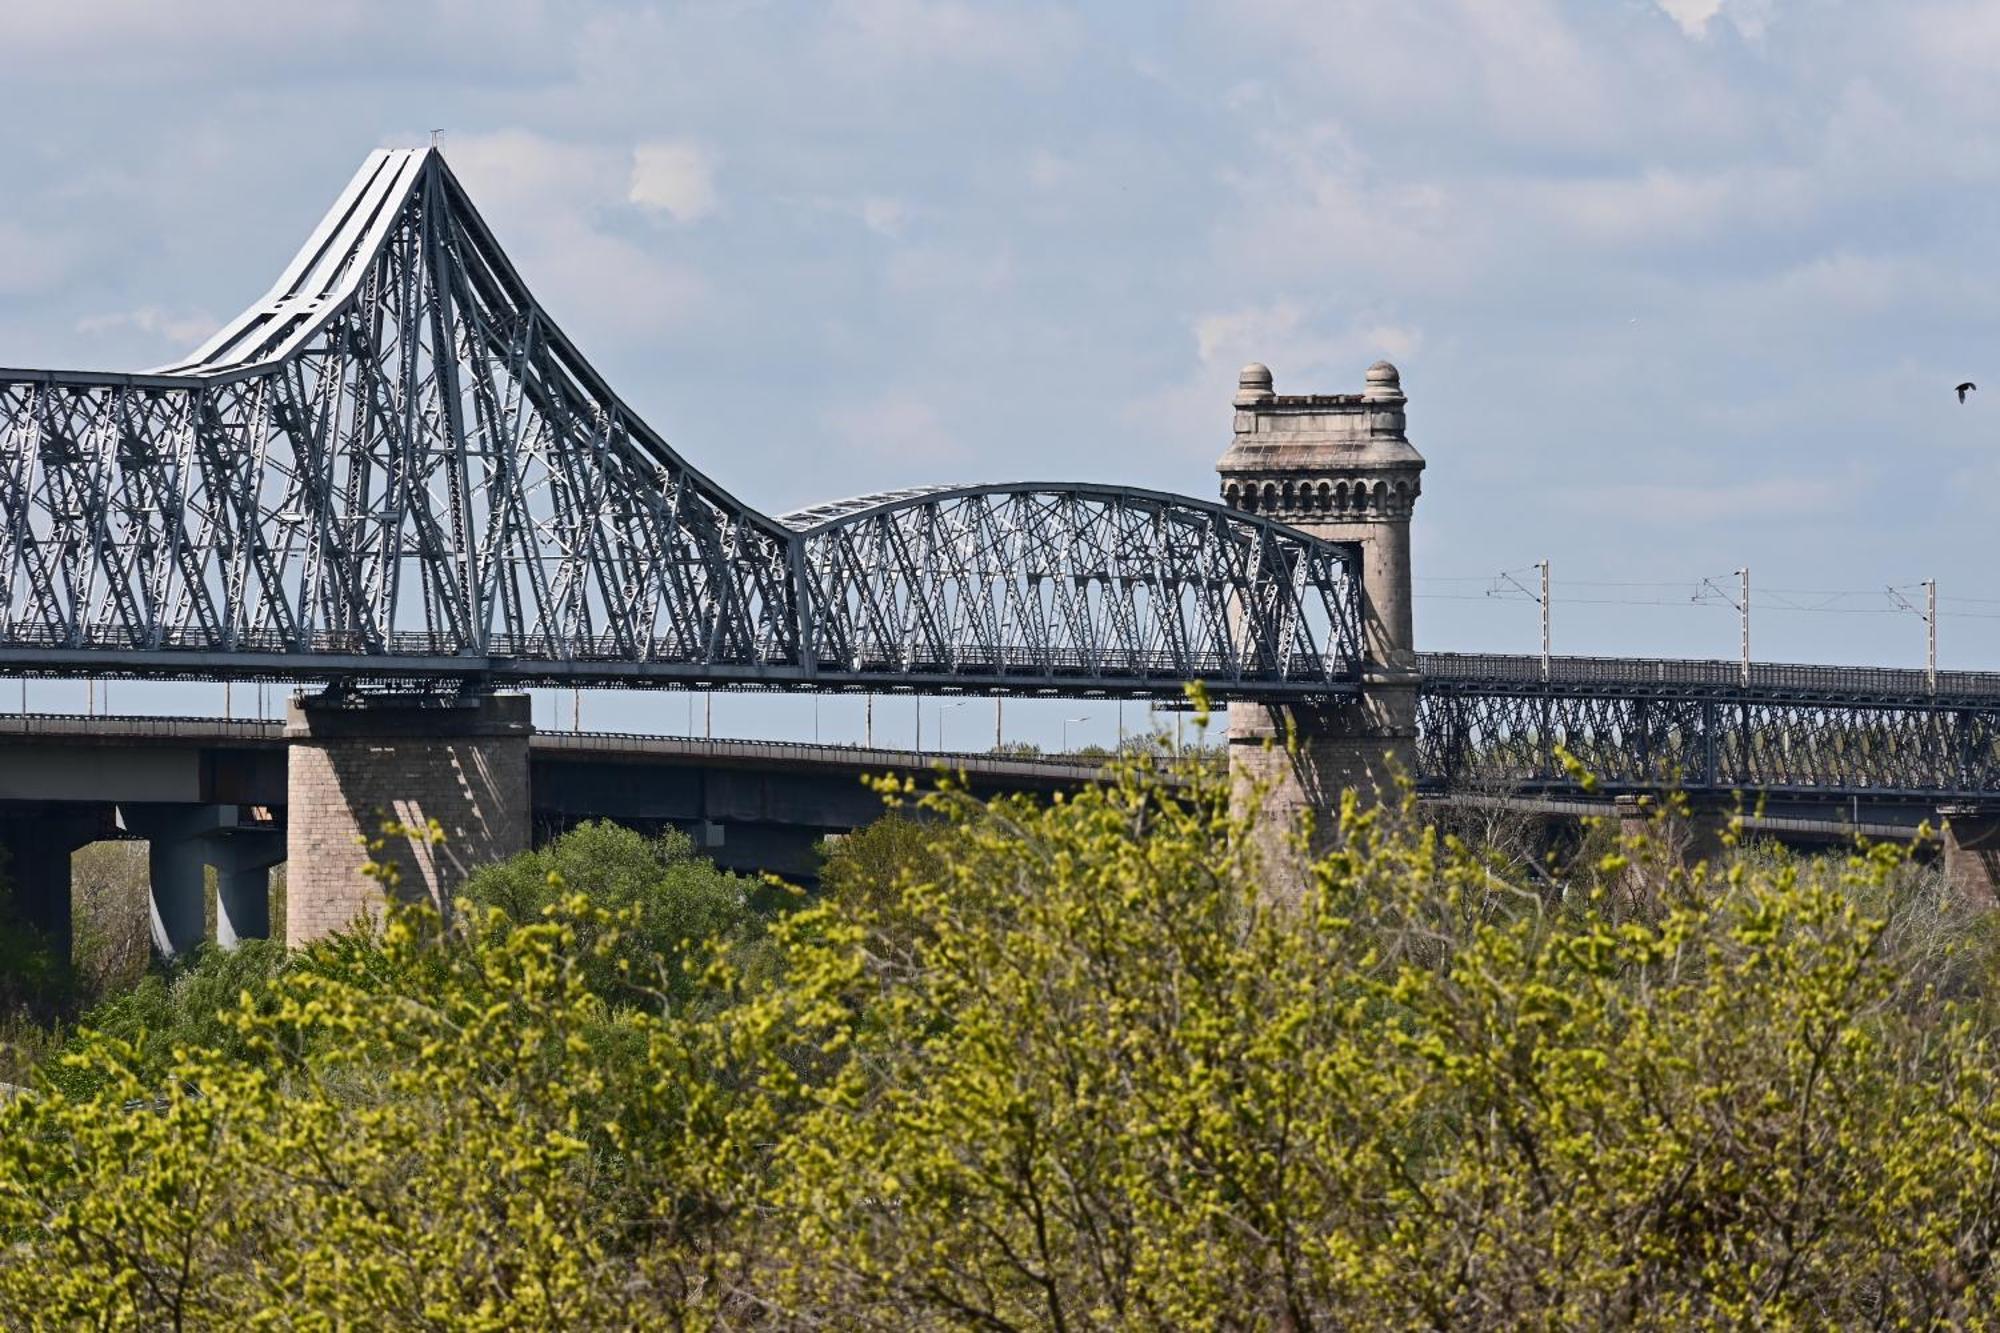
left=1217, top=361, right=1425, bottom=867
left=148, top=820, right=209, bottom=958
left=1938, top=803, right=2000, bottom=908
left=120, top=803, right=285, bottom=958
left=0, top=806, right=113, bottom=960
left=285, top=691, right=531, bottom=946
left=209, top=838, right=285, bottom=948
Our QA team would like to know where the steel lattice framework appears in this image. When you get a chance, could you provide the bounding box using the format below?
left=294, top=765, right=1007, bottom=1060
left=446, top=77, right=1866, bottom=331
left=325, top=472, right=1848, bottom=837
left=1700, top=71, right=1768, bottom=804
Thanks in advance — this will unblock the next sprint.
left=0, top=148, right=1364, bottom=699
left=782, top=484, right=1358, bottom=692
left=1417, top=653, right=2000, bottom=799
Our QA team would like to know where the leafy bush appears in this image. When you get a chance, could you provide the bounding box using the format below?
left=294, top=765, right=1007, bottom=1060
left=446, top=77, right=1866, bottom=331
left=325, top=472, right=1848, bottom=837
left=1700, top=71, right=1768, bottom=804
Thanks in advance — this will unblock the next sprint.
left=39, top=939, right=289, bottom=1098
left=457, top=819, right=769, bottom=1008
left=5, top=759, right=2000, bottom=1326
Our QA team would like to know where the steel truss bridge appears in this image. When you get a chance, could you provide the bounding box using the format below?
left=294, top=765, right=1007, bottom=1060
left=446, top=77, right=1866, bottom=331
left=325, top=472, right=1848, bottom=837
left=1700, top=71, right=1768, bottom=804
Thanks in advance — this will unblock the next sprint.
left=5, top=147, right=2000, bottom=803
left=1419, top=653, right=2000, bottom=801
left=0, top=148, right=1359, bottom=701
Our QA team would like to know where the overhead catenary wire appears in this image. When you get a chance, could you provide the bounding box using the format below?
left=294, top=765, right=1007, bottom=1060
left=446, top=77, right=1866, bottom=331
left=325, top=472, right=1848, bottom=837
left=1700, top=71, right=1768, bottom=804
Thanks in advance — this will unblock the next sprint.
left=1419, top=568, right=1953, bottom=667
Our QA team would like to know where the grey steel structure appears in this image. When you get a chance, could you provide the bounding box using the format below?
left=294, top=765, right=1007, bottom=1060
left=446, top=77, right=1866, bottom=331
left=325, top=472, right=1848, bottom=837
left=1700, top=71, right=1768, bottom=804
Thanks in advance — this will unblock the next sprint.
left=0, top=149, right=1362, bottom=700
left=1418, top=653, right=2000, bottom=799
left=10, top=146, right=2000, bottom=805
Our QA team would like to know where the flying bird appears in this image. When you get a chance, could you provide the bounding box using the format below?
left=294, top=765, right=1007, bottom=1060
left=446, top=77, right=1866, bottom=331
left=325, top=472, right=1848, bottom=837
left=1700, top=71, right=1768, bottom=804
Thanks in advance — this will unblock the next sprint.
left=1959, top=381, right=1978, bottom=403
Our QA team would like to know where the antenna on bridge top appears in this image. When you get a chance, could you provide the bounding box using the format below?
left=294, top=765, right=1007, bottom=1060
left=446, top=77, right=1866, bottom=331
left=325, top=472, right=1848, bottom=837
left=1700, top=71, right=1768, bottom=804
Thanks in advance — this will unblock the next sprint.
left=430, top=129, right=446, bottom=150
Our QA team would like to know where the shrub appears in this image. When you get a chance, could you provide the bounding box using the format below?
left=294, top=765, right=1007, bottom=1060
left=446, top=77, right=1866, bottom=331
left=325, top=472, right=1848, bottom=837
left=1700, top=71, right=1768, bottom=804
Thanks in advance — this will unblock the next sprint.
left=5, top=758, right=2000, bottom=1326
left=458, top=819, right=769, bottom=1009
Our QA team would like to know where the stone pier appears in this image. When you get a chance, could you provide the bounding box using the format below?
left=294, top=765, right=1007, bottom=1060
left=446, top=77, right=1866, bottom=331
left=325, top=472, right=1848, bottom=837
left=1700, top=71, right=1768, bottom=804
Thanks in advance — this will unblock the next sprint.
left=1217, top=361, right=1425, bottom=861
left=0, top=805, right=117, bottom=960
left=284, top=691, right=532, bottom=946
left=1938, top=803, right=2000, bottom=908
left=1613, top=793, right=1734, bottom=904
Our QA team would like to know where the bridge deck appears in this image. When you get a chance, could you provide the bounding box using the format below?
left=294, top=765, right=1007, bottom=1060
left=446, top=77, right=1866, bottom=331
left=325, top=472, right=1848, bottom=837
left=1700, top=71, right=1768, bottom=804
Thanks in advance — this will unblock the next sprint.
left=0, top=712, right=1120, bottom=784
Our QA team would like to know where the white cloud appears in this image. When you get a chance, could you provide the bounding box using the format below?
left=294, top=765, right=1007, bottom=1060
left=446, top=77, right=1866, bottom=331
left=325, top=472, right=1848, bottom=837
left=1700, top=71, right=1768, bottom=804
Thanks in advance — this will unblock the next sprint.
left=885, top=243, right=1015, bottom=298
left=1558, top=472, right=1858, bottom=526
left=442, top=130, right=707, bottom=334
left=629, top=141, right=720, bottom=224
left=859, top=196, right=908, bottom=238
left=75, top=306, right=217, bottom=349
left=823, top=394, right=965, bottom=466
left=1127, top=302, right=1423, bottom=462
left=1525, top=165, right=1815, bottom=248
left=822, top=0, right=1081, bottom=72
left=1025, top=149, right=1078, bottom=192
left=1656, top=0, right=1723, bottom=37
left=0, top=221, right=80, bottom=297
left=0, top=0, right=559, bottom=82
left=1654, top=0, right=1777, bottom=41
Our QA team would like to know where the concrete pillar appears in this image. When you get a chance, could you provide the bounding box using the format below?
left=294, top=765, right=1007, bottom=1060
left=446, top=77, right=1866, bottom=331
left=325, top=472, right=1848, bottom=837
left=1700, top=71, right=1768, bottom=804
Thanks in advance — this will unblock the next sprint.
left=0, top=806, right=113, bottom=960
left=284, top=691, right=531, bottom=946
left=120, top=803, right=286, bottom=958
left=1938, top=803, right=2000, bottom=908
left=209, top=834, right=285, bottom=948
left=1217, top=362, right=1425, bottom=859
left=147, top=819, right=209, bottom=958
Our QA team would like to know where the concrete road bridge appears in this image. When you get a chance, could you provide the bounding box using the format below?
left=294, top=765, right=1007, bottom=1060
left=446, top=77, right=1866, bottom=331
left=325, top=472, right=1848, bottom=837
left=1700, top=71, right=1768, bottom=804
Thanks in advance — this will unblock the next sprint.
left=0, top=710, right=1122, bottom=952
left=4, top=145, right=1999, bottom=954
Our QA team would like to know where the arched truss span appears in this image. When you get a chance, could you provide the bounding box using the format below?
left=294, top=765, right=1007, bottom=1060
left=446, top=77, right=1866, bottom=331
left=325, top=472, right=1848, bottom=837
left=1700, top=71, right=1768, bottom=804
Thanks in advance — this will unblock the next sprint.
left=0, top=149, right=1366, bottom=698
left=781, top=483, right=1365, bottom=694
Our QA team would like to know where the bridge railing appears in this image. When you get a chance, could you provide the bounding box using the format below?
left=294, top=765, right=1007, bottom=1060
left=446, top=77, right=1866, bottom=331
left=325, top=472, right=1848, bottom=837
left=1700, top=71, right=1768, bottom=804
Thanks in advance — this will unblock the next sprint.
left=1420, top=651, right=2000, bottom=702
left=0, top=622, right=1331, bottom=689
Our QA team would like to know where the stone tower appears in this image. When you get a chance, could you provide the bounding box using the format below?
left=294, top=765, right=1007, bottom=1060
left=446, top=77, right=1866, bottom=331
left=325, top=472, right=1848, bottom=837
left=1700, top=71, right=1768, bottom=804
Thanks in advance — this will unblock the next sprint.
left=1216, top=361, right=1426, bottom=853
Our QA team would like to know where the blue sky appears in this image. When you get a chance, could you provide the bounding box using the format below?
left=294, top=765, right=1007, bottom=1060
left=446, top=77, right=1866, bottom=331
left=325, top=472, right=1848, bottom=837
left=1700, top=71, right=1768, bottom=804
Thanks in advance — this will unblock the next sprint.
left=0, top=0, right=1994, bottom=743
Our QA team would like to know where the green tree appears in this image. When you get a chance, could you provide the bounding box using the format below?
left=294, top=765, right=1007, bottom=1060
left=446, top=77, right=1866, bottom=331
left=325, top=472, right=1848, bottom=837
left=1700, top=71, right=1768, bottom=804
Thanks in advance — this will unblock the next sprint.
left=459, top=819, right=768, bottom=1009
left=750, top=767, right=2000, bottom=1327
left=7, top=753, right=2000, bottom=1326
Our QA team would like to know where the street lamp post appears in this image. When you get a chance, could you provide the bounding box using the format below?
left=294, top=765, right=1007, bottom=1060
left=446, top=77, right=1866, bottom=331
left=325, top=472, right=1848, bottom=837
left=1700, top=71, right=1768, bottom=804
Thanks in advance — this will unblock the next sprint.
left=1062, top=714, right=1088, bottom=753
left=939, top=700, right=968, bottom=753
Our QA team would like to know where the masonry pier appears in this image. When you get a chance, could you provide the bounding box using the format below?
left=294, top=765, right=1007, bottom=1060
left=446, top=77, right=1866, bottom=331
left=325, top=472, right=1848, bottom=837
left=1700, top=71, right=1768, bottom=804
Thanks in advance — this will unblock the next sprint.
left=1938, top=804, right=2000, bottom=907
left=1217, top=361, right=1425, bottom=862
left=285, top=691, right=532, bottom=946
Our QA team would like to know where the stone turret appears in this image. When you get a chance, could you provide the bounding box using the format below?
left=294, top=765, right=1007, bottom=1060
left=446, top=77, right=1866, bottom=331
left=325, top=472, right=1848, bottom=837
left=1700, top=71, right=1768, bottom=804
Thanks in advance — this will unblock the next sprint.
left=1217, top=362, right=1427, bottom=863
left=1217, top=360, right=1424, bottom=670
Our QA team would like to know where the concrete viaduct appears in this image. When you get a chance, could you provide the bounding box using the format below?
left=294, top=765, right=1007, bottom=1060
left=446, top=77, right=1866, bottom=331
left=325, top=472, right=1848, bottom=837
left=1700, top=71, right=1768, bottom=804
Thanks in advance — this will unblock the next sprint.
left=0, top=709, right=1111, bottom=956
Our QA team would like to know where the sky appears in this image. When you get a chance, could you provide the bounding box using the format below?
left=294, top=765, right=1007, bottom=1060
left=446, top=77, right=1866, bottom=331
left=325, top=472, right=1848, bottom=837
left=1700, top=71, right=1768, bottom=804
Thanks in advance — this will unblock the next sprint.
left=0, top=0, right=1996, bottom=746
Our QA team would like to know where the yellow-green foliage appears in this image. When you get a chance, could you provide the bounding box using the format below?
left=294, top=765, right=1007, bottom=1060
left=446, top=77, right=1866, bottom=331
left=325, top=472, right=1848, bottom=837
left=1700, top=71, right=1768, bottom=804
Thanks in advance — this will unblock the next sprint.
left=4, top=752, right=2000, bottom=1328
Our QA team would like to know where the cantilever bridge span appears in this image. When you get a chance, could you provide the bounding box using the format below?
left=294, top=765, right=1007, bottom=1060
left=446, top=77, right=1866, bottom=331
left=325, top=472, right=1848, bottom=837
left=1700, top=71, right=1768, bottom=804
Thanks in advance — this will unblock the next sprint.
left=0, top=148, right=1361, bottom=700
